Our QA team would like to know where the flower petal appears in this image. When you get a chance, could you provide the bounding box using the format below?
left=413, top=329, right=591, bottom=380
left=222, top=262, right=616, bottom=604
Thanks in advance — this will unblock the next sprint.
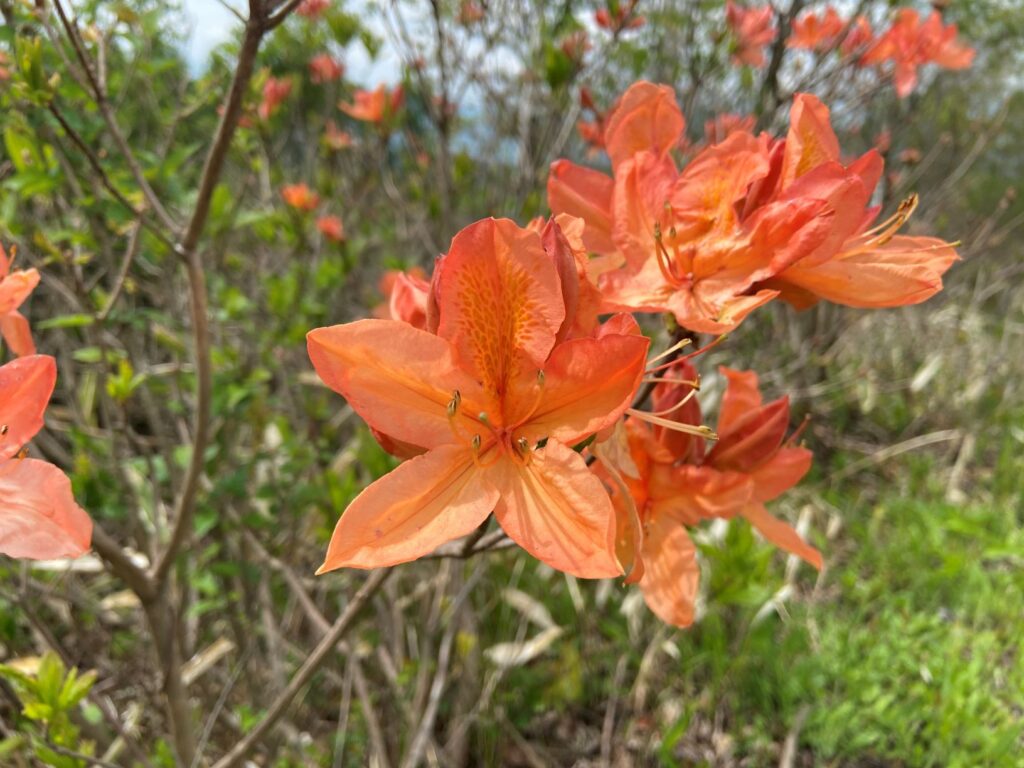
left=318, top=445, right=497, bottom=572
left=0, top=355, right=56, bottom=460
left=1, top=311, right=35, bottom=357
left=639, top=515, right=699, bottom=627
left=491, top=440, right=621, bottom=578
left=511, top=326, right=649, bottom=445
left=0, top=458, right=92, bottom=560
left=742, top=502, right=822, bottom=569
left=777, top=235, right=959, bottom=308
left=716, top=367, right=763, bottom=432
left=650, top=464, right=753, bottom=525
left=307, top=320, right=487, bottom=451
left=749, top=447, right=812, bottom=502
left=0, top=268, right=40, bottom=315
left=603, top=82, right=685, bottom=169
left=435, top=218, right=565, bottom=395
left=547, top=161, right=616, bottom=255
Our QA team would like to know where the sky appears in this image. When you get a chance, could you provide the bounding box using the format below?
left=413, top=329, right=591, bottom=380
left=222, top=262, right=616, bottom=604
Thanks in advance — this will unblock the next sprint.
left=179, top=0, right=401, bottom=83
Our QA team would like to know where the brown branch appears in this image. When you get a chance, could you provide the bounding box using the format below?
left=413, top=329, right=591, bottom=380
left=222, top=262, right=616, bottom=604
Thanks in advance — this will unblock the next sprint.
left=211, top=568, right=392, bottom=768
left=150, top=12, right=266, bottom=588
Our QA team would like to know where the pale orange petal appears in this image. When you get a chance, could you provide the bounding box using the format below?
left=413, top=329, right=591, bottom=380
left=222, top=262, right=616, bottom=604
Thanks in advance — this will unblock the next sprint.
left=716, top=367, right=763, bottom=432
left=1, top=311, right=35, bottom=357
left=511, top=327, right=649, bottom=445
left=318, top=445, right=497, bottom=572
left=603, top=81, right=685, bottom=169
left=0, top=355, right=55, bottom=460
left=650, top=465, right=753, bottom=526
left=749, top=447, right=812, bottom=502
left=0, top=458, right=92, bottom=560
left=742, top=502, right=822, bottom=569
left=307, top=320, right=488, bottom=451
left=639, top=515, right=699, bottom=627
left=491, top=440, right=621, bottom=578
left=0, top=269, right=39, bottom=315
left=547, top=161, right=616, bottom=255
left=435, top=218, right=564, bottom=395
left=780, top=93, right=840, bottom=187
left=779, top=235, right=958, bottom=308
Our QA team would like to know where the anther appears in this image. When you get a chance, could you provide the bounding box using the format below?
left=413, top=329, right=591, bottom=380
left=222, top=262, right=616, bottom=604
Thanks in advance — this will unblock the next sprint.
left=536, top=370, right=545, bottom=387
left=517, top=437, right=529, bottom=454
left=0, top=425, right=7, bottom=436
left=471, top=434, right=482, bottom=452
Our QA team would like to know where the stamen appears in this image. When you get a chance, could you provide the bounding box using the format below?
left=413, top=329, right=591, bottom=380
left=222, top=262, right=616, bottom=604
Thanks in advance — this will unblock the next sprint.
left=0, top=425, right=7, bottom=436
left=848, top=194, right=919, bottom=251
left=646, top=385, right=700, bottom=418
left=446, top=390, right=477, bottom=448
left=470, top=433, right=502, bottom=468
left=679, top=332, right=728, bottom=361
left=627, top=408, right=717, bottom=440
left=645, top=337, right=693, bottom=369
left=512, top=370, right=548, bottom=428
left=653, top=222, right=685, bottom=288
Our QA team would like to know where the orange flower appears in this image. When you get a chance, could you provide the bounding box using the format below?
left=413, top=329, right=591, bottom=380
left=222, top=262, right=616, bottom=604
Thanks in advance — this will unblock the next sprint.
left=307, top=217, right=649, bottom=577
left=309, top=54, right=344, bottom=84
left=788, top=6, right=844, bottom=52
left=339, top=84, right=404, bottom=125
left=549, top=82, right=832, bottom=334
left=297, top=0, right=330, bottom=18
left=281, top=183, right=320, bottom=212
left=725, top=2, right=776, bottom=67
left=750, top=94, right=959, bottom=308
left=323, top=120, right=354, bottom=150
left=258, top=77, right=292, bottom=121
left=374, top=267, right=431, bottom=330
left=840, top=15, right=874, bottom=59
left=595, top=1, right=644, bottom=34
left=317, top=215, right=345, bottom=242
left=863, top=9, right=974, bottom=97
left=0, top=355, right=92, bottom=559
left=0, top=245, right=39, bottom=357
left=594, top=364, right=820, bottom=626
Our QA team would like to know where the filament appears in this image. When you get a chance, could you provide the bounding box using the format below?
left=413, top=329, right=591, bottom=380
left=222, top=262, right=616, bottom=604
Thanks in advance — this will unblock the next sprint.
left=627, top=408, right=718, bottom=440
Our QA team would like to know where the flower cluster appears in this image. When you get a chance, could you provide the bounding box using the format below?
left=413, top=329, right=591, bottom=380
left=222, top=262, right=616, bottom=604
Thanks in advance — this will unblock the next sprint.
left=307, top=80, right=958, bottom=627
left=0, top=245, right=91, bottom=561
left=727, top=4, right=974, bottom=97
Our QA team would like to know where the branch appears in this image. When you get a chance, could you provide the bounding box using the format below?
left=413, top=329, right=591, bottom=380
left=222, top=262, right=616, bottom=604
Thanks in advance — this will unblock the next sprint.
left=211, top=569, right=392, bottom=768
left=150, top=14, right=266, bottom=587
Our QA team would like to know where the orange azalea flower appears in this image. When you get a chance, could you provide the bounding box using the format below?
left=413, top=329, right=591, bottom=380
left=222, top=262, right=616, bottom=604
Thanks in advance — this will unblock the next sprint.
left=725, top=1, right=776, bottom=68
left=307, top=217, right=649, bottom=577
left=788, top=6, right=844, bottom=51
left=595, top=1, right=644, bottom=34
left=281, top=183, right=320, bottom=212
left=702, top=113, right=755, bottom=146
left=309, top=54, right=344, bottom=84
left=258, top=77, right=292, bottom=121
left=749, top=94, right=958, bottom=308
left=339, top=84, right=404, bottom=125
left=297, top=0, right=330, bottom=18
left=373, top=267, right=431, bottom=330
left=0, top=355, right=92, bottom=559
left=595, top=364, right=819, bottom=626
left=0, top=246, right=39, bottom=357
left=549, top=82, right=833, bottom=334
left=863, top=9, right=974, bottom=98
left=323, top=120, right=354, bottom=150
left=840, top=15, right=874, bottom=59
left=316, top=215, right=345, bottom=243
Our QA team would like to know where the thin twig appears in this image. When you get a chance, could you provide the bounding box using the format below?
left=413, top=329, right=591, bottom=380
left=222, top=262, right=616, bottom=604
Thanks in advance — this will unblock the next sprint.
left=211, top=568, right=391, bottom=768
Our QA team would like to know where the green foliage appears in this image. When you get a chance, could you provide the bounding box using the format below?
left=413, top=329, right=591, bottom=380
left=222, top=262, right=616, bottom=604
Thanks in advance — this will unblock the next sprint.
left=0, top=652, right=98, bottom=767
